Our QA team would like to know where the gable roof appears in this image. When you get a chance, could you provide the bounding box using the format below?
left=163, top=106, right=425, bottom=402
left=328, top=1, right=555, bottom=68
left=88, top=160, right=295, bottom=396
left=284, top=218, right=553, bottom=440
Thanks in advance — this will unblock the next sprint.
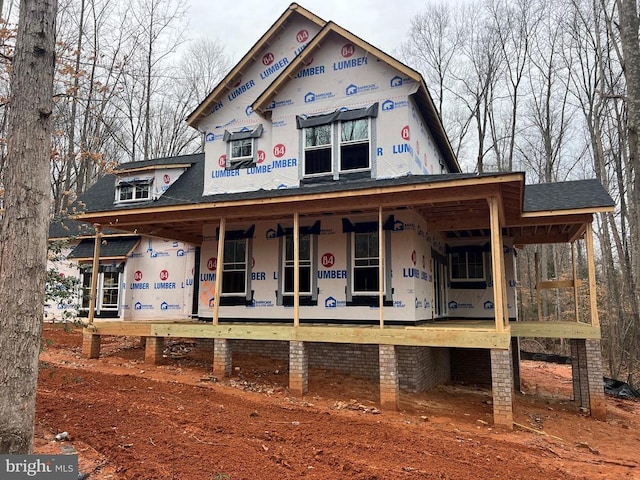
left=251, top=20, right=460, bottom=174
left=186, top=3, right=325, bottom=127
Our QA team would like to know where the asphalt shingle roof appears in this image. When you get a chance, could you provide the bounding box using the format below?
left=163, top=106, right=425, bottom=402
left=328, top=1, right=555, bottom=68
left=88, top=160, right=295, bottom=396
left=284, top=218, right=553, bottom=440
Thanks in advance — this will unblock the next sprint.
left=49, top=216, right=120, bottom=239
left=523, top=179, right=615, bottom=212
left=75, top=153, right=615, bottom=215
left=67, top=236, right=140, bottom=259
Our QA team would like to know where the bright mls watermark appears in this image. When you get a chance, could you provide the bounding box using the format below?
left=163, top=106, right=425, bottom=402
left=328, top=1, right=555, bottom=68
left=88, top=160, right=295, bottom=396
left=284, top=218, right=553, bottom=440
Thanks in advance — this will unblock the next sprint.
left=0, top=455, right=77, bottom=479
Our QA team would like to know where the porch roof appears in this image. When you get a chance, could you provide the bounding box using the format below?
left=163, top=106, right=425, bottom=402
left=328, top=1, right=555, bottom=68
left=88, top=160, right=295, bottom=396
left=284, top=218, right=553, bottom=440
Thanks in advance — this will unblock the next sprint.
left=73, top=154, right=614, bottom=246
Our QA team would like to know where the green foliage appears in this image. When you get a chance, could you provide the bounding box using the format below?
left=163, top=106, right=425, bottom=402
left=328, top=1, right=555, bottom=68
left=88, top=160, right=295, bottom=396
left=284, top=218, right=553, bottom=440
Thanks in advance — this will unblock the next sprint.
left=45, top=239, right=80, bottom=323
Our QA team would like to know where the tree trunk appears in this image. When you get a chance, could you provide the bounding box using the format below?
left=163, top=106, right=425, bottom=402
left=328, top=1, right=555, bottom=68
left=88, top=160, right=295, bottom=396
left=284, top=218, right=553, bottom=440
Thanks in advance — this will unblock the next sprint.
left=617, top=0, right=640, bottom=387
left=60, top=0, right=85, bottom=213
left=0, top=0, right=57, bottom=454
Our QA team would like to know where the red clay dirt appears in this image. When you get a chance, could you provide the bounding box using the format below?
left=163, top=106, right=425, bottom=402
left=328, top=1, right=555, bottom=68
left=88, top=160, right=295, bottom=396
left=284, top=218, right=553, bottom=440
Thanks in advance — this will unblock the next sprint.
left=35, top=324, right=640, bottom=479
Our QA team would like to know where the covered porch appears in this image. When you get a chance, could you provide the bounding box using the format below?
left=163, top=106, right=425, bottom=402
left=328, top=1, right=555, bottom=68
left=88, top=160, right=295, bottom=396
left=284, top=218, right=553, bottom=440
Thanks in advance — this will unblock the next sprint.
left=76, top=173, right=612, bottom=426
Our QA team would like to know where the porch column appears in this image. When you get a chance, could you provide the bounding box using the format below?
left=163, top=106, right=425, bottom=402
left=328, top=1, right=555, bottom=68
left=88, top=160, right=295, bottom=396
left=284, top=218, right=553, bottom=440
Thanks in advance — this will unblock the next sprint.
left=289, top=340, right=308, bottom=395
left=213, top=218, right=226, bottom=325
left=82, top=332, right=101, bottom=359
left=584, top=222, right=600, bottom=327
left=571, top=242, right=580, bottom=322
left=88, top=224, right=102, bottom=324
left=585, top=340, right=607, bottom=420
left=571, top=339, right=606, bottom=420
left=213, top=338, right=232, bottom=378
left=488, top=197, right=505, bottom=332
left=293, top=212, right=300, bottom=327
left=378, top=206, right=384, bottom=328
left=145, top=337, right=165, bottom=365
left=379, top=344, right=399, bottom=410
left=571, top=338, right=589, bottom=407
left=490, top=347, right=513, bottom=428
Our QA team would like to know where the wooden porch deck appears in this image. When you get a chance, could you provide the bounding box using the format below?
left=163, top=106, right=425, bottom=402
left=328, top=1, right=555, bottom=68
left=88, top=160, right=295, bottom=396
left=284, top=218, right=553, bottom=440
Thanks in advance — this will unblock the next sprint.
left=84, top=318, right=600, bottom=350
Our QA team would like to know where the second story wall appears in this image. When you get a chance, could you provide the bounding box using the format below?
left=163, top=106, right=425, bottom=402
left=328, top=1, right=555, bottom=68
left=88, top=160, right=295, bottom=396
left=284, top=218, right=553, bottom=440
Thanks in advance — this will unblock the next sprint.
left=201, top=29, right=451, bottom=195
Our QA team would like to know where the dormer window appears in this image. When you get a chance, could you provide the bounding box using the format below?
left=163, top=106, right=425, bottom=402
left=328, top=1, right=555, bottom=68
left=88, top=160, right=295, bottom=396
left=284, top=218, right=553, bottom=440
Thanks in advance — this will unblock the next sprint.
left=116, top=179, right=152, bottom=203
left=224, top=124, right=263, bottom=170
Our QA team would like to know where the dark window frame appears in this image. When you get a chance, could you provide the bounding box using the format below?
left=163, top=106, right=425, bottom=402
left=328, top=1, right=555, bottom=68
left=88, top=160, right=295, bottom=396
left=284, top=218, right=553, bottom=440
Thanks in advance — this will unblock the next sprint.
left=297, top=104, right=377, bottom=178
left=79, top=264, right=124, bottom=317
left=223, top=125, right=263, bottom=170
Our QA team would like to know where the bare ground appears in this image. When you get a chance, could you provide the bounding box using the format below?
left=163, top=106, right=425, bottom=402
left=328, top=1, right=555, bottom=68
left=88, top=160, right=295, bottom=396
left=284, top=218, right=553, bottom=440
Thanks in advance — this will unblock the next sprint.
left=35, top=324, right=640, bottom=479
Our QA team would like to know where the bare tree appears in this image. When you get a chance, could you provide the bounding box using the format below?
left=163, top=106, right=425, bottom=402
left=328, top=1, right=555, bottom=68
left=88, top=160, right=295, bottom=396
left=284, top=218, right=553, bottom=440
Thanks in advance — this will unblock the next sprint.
left=0, top=0, right=57, bottom=454
left=487, top=0, right=542, bottom=171
left=452, top=2, right=504, bottom=173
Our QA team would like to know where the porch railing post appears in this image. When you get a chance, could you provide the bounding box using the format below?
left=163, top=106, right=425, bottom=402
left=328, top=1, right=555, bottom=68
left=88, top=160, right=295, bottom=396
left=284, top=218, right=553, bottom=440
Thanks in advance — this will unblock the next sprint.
left=294, top=212, right=300, bottom=327
left=488, top=197, right=505, bottom=332
left=88, top=224, right=102, bottom=325
left=379, top=206, right=384, bottom=329
left=213, top=218, right=226, bottom=326
left=571, top=241, right=580, bottom=323
left=585, top=221, right=599, bottom=328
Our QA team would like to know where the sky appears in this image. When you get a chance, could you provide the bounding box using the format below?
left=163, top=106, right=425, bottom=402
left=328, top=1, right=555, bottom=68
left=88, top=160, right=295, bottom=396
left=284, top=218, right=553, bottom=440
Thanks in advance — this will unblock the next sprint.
left=187, top=0, right=427, bottom=62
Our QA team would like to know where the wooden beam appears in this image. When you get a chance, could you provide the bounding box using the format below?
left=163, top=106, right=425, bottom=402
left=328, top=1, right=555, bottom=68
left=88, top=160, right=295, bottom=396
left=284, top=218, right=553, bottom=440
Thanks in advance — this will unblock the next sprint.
left=536, top=279, right=583, bottom=290
left=585, top=222, right=600, bottom=327
left=521, top=206, right=614, bottom=218
left=488, top=197, right=505, bottom=332
left=535, top=251, right=542, bottom=322
left=150, top=323, right=512, bottom=349
left=512, top=235, right=567, bottom=245
left=213, top=218, right=225, bottom=326
left=84, top=322, right=154, bottom=336
left=511, top=321, right=600, bottom=339
left=428, top=217, right=491, bottom=232
left=507, top=210, right=593, bottom=227
left=569, top=223, right=587, bottom=243
left=498, top=228, right=509, bottom=330
left=294, top=212, right=300, bottom=327
left=87, top=224, right=102, bottom=324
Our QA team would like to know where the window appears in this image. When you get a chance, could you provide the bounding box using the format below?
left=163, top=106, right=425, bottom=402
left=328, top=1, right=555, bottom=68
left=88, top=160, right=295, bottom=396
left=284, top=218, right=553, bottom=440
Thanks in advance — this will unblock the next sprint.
left=353, top=231, right=379, bottom=294
left=230, top=138, right=253, bottom=166
left=297, top=103, right=378, bottom=178
left=304, top=125, right=332, bottom=175
left=340, top=119, right=369, bottom=171
left=342, top=217, right=394, bottom=307
left=450, top=250, right=485, bottom=281
left=432, top=250, right=447, bottom=316
left=283, top=233, right=312, bottom=294
left=117, top=180, right=151, bottom=202
left=223, top=125, right=263, bottom=170
left=101, top=271, right=120, bottom=308
left=80, top=266, right=122, bottom=316
left=222, top=238, right=246, bottom=295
